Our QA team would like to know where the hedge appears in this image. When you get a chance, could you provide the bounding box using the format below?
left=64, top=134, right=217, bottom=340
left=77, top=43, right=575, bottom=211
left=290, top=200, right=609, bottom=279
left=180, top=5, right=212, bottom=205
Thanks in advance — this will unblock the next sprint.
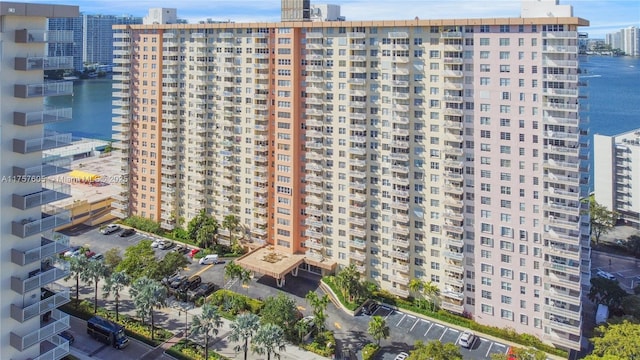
left=166, top=339, right=229, bottom=360
left=324, top=278, right=568, bottom=358
left=301, top=330, right=336, bottom=358
left=205, top=289, right=264, bottom=317
left=60, top=299, right=173, bottom=347
left=362, top=343, right=380, bottom=360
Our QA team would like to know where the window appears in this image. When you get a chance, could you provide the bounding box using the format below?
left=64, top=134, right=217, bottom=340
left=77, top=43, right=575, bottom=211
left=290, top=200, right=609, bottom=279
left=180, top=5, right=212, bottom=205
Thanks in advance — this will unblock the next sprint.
left=499, top=38, right=510, bottom=46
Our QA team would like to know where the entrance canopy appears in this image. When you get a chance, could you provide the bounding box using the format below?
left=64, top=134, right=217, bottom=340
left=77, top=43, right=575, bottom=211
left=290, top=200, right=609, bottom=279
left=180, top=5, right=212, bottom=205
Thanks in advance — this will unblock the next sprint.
left=67, top=169, right=100, bottom=182
left=235, top=246, right=305, bottom=280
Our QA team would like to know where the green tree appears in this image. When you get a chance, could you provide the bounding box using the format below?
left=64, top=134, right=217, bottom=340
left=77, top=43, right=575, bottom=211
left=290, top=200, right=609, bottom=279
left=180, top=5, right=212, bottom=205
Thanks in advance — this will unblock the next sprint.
left=260, top=293, right=300, bottom=340
left=223, top=214, right=241, bottom=247
left=129, top=276, right=167, bottom=340
left=66, top=256, right=89, bottom=305
left=305, top=291, right=330, bottom=333
left=334, top=264, right=363, bottom=302
left=589, top=277, right=628, bottom=311
left=115, top=239, right=156, bottom=279
left=252, top=323, right=287, bottom=360
left=197, top=223, right=219, bottom=249
left=148, top=251, right=189, bottom=281
left=188, top=209, right=219, bottom=247
left=422, top=280, right=441, bottom=311
left=407, top=340, right=462, bottom=360
left=229, top=313, right=260, bottom=360
left=587, top=197, right=618, bottom=245
left=625, top=235, right=640, bottom=256
left=225, top=261, right=245, bottom=290
left=81, top=260, right=110, bottom=313
left=102, top=271, right=130, bottom=321
left=190, top=302, right=223, bottom=360
left=294, top=319, right=311, bottom=343
left=621, top=295, right=640, bottom=320
left=103, top=248, right=122, bottom=271
left=583, top=321, right=640, bottom=359
left=367, top=316, right=390, bottom=346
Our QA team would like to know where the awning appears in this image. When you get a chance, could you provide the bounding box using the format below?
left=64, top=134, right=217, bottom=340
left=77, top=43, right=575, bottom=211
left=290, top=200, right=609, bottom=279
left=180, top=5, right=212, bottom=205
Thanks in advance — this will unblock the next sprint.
left=67, top=170, right=100, bottom=182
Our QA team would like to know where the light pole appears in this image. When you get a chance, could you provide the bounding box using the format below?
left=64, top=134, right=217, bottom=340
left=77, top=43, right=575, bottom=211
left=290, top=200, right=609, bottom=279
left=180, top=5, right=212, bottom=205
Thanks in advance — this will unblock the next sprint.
left=174, top=300, right=194, bottom=338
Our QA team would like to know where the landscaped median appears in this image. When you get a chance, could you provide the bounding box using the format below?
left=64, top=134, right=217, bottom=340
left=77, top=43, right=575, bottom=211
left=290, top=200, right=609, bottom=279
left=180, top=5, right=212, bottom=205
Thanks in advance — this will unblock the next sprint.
left=320, top=276, right=568, bottom=359
left=166, top=339, right=230, bottom=360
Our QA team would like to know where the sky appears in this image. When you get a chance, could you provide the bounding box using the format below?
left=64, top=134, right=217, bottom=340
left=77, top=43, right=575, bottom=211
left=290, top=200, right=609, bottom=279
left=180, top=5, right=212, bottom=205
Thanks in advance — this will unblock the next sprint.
left=30, top=0, right=640, bottom=38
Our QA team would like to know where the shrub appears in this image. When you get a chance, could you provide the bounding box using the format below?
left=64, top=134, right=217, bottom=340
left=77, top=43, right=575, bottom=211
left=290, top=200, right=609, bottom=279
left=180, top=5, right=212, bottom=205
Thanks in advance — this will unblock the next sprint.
left=362, top=343, right=380, bottom=360
left=206, top=289, right=263, bottom=316
left=301, top=330, right=336, bottom=358
left=322, top=277, right=360, bottom=311
left=122, top=216, right=163, bottom=234
left=167, top=338, right=229, bottom=360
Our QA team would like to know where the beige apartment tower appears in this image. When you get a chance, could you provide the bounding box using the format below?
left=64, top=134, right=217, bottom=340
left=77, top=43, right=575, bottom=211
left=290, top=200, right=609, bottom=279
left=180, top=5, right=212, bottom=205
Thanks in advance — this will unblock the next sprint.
left=0, top=2, right=79, bottom=360
left=113, top=0, right=590, bottom=351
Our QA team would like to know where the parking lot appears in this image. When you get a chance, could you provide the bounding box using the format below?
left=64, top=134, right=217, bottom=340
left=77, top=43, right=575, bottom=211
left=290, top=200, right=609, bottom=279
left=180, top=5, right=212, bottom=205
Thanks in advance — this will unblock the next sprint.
left=373, top=306, right=508, bottom=360
left=591, top=250, right=640, bottom=291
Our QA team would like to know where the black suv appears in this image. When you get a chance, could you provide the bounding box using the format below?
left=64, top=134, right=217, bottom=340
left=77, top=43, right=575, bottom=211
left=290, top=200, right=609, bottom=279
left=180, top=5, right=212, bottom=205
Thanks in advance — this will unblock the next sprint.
left=178, top=275, right=202, bottom=292
left=187, top=282, right=217, bottom=301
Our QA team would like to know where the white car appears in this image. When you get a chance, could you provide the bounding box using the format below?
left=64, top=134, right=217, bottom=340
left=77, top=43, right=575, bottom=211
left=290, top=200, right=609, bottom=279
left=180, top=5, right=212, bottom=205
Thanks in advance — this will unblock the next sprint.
left=101, top=224, right=120, bottom=235
left=199, top=254, right=219, bottom=265
left=459, top=330, right=476, bottom=348
left=394, top=352, right=409, bottom=360
left=597, top=270, right=616, bottom=281
left=151, top=239, right=161, bottom=248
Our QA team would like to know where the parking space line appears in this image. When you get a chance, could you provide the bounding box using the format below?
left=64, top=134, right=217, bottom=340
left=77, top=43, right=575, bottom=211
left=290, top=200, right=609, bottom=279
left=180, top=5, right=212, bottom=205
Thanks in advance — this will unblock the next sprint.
left=396, top=314, right=407, bottom=327
left=439, top=328, right=448, bottom=341
left=192, top=264, right=213, bottom=277
left=409, top=319, right=419, bottom=332
left=424, top=322, right=434, bottom=336
left=384, top=310, right=393, bottom=320
left=486, top=342, right=494, bottom=358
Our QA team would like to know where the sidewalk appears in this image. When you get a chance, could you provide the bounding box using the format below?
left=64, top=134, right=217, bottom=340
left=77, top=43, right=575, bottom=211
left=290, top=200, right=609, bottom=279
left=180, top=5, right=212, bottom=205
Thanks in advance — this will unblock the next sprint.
left=62, top=278, right=330, bottom=359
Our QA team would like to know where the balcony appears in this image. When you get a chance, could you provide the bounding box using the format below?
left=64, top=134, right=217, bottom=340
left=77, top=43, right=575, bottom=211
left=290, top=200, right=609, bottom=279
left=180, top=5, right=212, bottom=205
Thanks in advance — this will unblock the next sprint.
left=15, top=29, right=73, bottom=43
left=15, top=56, right=74, bottom=71
left=13, top=183, right=71, bottom=210
left=442, top=290, right=464, bottom=301
left=11, top=285, right=70, bottom=323
left=12, top=262, right=69, bottom=295
left=12, top=232, right=69, bottom=266
left=444, top=251, right=464, bottom=261
left=32, top=334, right=71, bottom=360
left=440, top=301, right=464, bottom=314
left=546, top=317, right=581, bottom=336
left=14, top=132, right=72, bottom=154
left=12, top=210, right=71, bottom=238
left=392, top=251, right=409, bottom=261
left=306, top=240, right=324, bottom=251
left=389, top=287, right=410, bottom=298
left=15, top=81, right=73, bottom=98
left=13, top=157, right=71, bottom=178
left=391, top=262, right=409, bottom=272
left=391, top=238, right=410, bottom=248
left=349, top=251, right=366, bottom=262
left=349, top=240, right=366, bottom=250
left=10, top=309, right=70, bottom=351
left=544, top=330, right=581, bottom=351
left=305, top=250, right=323, bottom=262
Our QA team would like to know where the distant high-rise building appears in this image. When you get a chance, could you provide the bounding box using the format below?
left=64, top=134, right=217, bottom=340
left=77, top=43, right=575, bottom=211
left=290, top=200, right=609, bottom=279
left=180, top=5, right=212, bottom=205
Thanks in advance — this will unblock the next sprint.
left=113, top=0, right=590, bottom=351
left=594, top=130, right=640, bottom=228
left=281, top=0, right=310, bottom=21
left=48, top=13, right=142, bottom=71
left=606, top=26, right=639, bottom=56
left=1, top=3, right=78, bottom=360
left=310, top=4, right=344, bottom=22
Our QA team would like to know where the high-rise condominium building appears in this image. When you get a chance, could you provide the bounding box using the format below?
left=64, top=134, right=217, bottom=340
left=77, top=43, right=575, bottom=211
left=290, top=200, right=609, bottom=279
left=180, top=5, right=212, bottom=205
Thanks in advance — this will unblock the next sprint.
left=0, top=2, right=78, bottom=359
left=605, top=26, right=640, bottom=56
left=594, top=130, right=640, bottom=228
left=48, top=13, right=142, bottom=71
left=112, top=0, right=590, bottom=350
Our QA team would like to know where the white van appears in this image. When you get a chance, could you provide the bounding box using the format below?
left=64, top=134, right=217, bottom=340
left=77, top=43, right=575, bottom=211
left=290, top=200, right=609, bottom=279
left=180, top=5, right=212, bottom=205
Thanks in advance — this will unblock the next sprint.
left=199, top=254, right=219, bottom=265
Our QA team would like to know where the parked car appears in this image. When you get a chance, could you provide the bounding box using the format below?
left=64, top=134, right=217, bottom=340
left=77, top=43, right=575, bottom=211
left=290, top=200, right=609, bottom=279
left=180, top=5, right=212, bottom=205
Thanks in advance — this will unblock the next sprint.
left=151, top=239, right=161, bottom=248
left=91, top=253, right=104, bottom=261
left=159, top=240, right=175, bottom=250
left=119, top=228, right=136, bottom=237
left=59, top=330, right=75, bottom=345
left=188, top=248, right=200, bottom=258
left=161, top=272, right=181, bottom=287
left=169, top=275, right=189, bottom=289
left=394, top=352, right=409, bottom=360
left=459, top=330, right=476, bottom=348
left=63, top=246, right=81, bottom=258
left=187, top=282, right=217, bottom=301
left=85, top=250, right=96, bottom=258
left=101, top=224, right=121, bottom=235
left=597, top=270, right=617, bottom=281
left=172, top=244, right=188, bottom=254
left=362, top=300, right=379, bottom=315
left=199, top=254, right=219, bottom=265
left=179, top=275, right=202, bottom=292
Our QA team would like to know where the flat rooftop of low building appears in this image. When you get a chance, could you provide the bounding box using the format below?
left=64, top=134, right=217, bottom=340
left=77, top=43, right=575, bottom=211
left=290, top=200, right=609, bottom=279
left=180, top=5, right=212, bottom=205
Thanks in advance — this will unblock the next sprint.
left=235, top=246, right=306, bottom=280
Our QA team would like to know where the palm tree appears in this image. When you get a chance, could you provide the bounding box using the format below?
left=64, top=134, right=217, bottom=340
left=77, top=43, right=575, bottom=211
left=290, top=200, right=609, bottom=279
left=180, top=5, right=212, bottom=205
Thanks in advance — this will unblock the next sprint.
left=252, top=323, right=287, bottom=360
left=222, top=214, right=240, bottom=247
left=190, top=303, right=223, bottom=360
left=225, top=261, right=244, bottom=289
left=294, top=319, right=311, bottom=343
left=240, top=268, right=252, bottom=294
left=422, top=281, right=440, bottom=311
left=229, top=313, right=260, bottom=360
left=197, top=222, right=218, bottom=249
left=102, top=271, right=130, bottom=321
left=129, top=276, right=167, bottom=340
left=334, top=264, right=361, bottom=302
left=80, top=259, right=109, bottom=313
left=367, top=315, right=390, bottom=346
left=66, top=255, right=89, bottom=305
left=305, top=291, right=330, bottom=333
left=409, top=278, right=427, bottom=309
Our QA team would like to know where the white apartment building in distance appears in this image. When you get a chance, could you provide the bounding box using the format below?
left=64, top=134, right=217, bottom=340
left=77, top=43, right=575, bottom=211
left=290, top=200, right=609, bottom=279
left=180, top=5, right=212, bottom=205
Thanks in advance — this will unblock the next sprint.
left=606, top=26, right=640, bottom=56
left=594, top=130, right=640, bottom=228
left=112, top=0, right=591, bottom=350
left=0, top=2, right=78, bottom=359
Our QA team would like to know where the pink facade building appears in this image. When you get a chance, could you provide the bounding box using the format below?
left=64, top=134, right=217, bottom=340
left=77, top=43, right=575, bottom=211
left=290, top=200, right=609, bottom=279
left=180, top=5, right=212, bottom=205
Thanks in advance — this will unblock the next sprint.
left=113, top=0, right=590, bottom=351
